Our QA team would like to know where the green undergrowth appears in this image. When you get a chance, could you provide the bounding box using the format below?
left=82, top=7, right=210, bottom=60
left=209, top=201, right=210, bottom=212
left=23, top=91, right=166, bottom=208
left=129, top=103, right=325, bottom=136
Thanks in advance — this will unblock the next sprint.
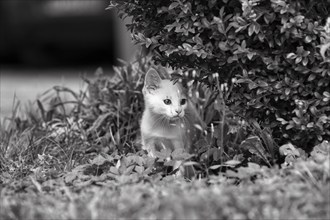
left=1, top=170, right=329, bottom=219
left=1, top=143, right=329, bottom=219
left=0, top=57, right=329, bottom=219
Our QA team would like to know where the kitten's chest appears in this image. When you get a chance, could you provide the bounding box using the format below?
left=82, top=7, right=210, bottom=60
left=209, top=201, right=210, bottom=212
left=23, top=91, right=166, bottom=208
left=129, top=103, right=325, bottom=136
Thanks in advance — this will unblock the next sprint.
left=141, top=116, right=187, bottom=139
left=149, top=122, right=186, bottom=139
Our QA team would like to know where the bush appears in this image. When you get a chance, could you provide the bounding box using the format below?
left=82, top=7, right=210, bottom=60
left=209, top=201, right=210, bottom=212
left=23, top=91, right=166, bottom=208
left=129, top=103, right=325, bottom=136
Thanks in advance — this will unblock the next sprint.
left=81, top=58, right=150, bottom=153
left=109, top=0, right=330, bottom=151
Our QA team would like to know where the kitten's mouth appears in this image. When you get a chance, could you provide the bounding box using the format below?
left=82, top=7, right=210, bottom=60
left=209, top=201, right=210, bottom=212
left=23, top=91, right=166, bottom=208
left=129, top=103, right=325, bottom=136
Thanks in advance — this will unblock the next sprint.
left=169, top=115, right=182, bottom=121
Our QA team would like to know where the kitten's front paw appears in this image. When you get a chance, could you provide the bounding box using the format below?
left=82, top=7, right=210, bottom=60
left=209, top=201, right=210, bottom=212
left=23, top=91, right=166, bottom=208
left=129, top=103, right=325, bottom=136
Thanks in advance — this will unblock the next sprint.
left=143, top=147, right=156, bottom=158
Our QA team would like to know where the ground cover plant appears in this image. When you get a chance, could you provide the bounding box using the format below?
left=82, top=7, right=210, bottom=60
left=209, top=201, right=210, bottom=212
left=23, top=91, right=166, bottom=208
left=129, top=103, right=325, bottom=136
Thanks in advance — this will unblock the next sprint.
left=110, top=0, right=330, bottom=152
left=1, top=0, right=330, bottom=219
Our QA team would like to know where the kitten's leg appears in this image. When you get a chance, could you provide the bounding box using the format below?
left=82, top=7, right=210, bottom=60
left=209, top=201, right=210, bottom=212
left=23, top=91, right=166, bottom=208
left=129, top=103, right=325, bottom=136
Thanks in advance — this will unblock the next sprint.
left=142, top=134, right=155, bottom=157
left=171, top=139, right=184, bottom=176
left=172, top=139, right=184, bottom=150
left=143, top=136, right=167, bottom=158
left=146, top=143, right=156, bottom=158
left=171, top=138, right=196, bottom=179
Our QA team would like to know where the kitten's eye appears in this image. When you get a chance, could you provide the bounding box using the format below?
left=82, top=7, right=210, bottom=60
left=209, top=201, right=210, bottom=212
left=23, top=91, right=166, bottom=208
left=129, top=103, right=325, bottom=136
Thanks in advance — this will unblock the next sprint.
left=180, top=99, right=187, bottom=105
left=163, top=99, right=172, bottom=105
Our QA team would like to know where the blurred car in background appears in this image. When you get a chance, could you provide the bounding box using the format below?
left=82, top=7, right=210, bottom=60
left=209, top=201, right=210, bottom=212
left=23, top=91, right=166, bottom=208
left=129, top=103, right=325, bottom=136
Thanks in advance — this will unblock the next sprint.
left=0, top=0, right=120, bottom=67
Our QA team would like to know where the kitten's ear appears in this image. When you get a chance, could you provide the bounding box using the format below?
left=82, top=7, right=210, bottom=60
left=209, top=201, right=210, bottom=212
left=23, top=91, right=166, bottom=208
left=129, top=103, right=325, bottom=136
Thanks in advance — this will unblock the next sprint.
left=144, top=68, right=161, bottom=91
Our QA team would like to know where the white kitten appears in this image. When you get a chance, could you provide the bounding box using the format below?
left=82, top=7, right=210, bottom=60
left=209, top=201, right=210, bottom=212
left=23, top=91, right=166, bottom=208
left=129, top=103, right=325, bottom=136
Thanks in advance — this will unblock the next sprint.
left=140, top=68, right=203, bottom=157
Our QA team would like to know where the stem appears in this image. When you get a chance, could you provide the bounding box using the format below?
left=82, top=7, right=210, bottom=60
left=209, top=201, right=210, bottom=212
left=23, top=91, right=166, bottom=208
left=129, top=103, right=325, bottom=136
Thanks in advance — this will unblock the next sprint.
left=216, top=77, right=225, bottom=165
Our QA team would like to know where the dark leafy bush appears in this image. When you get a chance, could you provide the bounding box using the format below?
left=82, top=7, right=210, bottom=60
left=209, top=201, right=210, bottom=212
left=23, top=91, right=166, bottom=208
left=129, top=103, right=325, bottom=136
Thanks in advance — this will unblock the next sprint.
left=109, top=0, right=330, bottom=151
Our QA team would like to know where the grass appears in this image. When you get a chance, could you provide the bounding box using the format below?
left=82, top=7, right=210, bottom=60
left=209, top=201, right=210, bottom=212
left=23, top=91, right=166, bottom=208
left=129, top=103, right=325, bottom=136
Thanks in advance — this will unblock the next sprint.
left=0, top=60, right=329, bottom=219
left=0, top=169, right=329, bottom=219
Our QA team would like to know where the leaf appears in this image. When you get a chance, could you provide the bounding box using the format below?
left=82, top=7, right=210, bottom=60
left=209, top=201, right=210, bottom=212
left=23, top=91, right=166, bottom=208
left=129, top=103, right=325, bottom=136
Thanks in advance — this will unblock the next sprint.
left=323, top=91, right=330, bottom=98
left=240, top=136, right=271, bottom=165
left=109, top=166, right=119, bottom=175
left=241, top=40, right=246, bottom=49
left=172, top=148, right=194, bottom=160
left=183, top=161, right=199, bottom=166
left=312, top=140, right=330, bottom=154
left=295, top=56, right=302, bottom=64
left=201, top=148, right=218, bottom=162
left=248, top=23, right=255, bottom=36
left=286, top=123, right=294, bottom=130
left=302, top=58, right=308, bottom=66
left=247, top=162, right=261, bottom=170
left=307, top=122, right=314, bottom=128
left=286, top=53, right=296, bottom=59
left=36, top=99, right=46, bottom=121
left=134, top=166, right=144, bottom=174
left=308, top=74, right=316, bottom=81
left=320, top=42, right=330, bottom=60
left=123, top=165, right=135, bottom=175
left=209, top=165, right=222, bottom=170
left=90, top=155, right=108, bottom=166
left=164, top=160, right=177, bottom=167
left=64, top=172, right=78, bottom=183
left=154, top=148, right=172, bottom=160
left=218, top=41, right=228, bottom=51
left=285, top=88, right=290, bottom=95
left=134, top=156, right=145, bottom=166
left=159, top=44, right=169, bottom=52
left=145, top=38, right=152, bottom=48
left=87, top=113, right=112, bottom=134
left=195, top=139, right=209, bottom=151
left=279, top=143, right=300, bottom=157
left=225, top=160, right=241, bottom=166
left=292, top=117, right=301, bottom=125
left=225, top=170, right=239, bottom=178
left=247, top=52, right=254, bottom=60
left=212, top=148, right=222, bottom=161
left=277, top=117, right=288, bottom=124
left=169, top=2, right=179, bottom=10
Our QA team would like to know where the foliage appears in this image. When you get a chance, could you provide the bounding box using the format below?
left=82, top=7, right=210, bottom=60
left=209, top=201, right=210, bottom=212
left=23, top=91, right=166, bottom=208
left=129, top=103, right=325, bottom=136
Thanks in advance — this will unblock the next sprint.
left=0, top=1, right=330, bottom=218
left=0, top=54, right=311, bottom=180
left=109, top=0, right=330, bottom=151
left=0, top=137, right=329, bottom=219
left=0, top=53, right=329, bottom=220
left=0, top=54, right=328, bottom=180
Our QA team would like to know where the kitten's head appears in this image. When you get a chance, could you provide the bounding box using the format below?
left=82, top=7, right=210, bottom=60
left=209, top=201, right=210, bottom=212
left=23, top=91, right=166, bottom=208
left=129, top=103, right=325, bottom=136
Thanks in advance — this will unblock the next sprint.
left=143, top=68, right=188, bottom=120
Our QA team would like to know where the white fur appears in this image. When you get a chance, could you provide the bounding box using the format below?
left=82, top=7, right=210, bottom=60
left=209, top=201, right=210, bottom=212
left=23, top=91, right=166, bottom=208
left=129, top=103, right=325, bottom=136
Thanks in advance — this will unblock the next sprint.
left=141, top=69, right=203, bottom=157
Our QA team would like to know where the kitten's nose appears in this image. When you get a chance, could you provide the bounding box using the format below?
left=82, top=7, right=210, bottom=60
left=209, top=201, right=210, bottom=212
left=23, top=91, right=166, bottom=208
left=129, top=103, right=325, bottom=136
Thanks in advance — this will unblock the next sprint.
left=175, top=109, right=182, bottom=115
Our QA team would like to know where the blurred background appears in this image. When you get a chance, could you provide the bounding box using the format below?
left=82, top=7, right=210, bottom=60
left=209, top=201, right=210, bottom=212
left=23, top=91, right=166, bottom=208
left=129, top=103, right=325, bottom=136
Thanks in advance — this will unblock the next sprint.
left=0, top=0, right=137, bottom=120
